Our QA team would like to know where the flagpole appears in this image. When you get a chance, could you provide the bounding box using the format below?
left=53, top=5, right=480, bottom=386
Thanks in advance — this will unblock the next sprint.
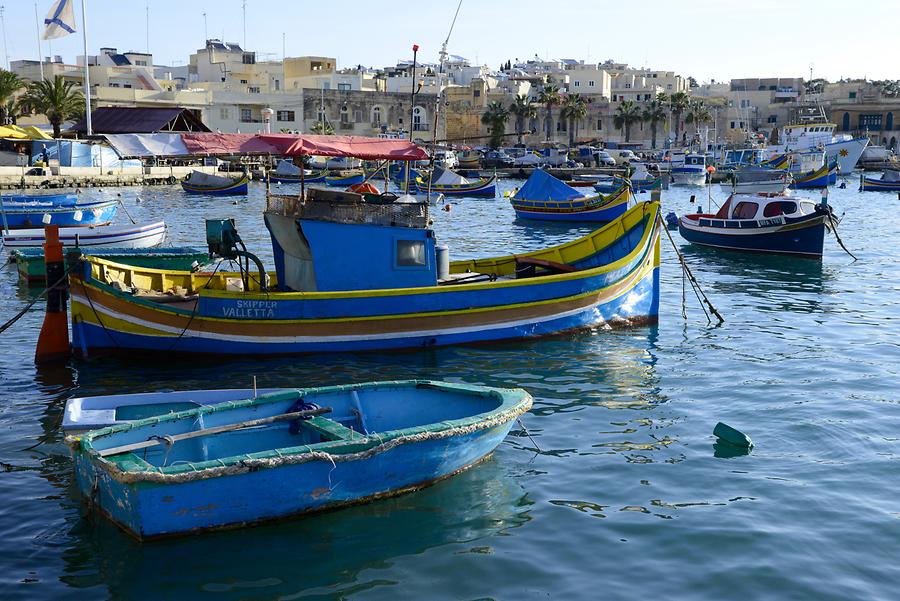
left=80, top=0, right=92, bottom=136
left=34, top=3, right=45, bottom=80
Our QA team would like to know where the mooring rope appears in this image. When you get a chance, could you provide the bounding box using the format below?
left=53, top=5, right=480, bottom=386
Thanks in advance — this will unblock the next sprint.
left=0, top=266, right=70, bottom=335
left=657, top=215, right=724, bottom=325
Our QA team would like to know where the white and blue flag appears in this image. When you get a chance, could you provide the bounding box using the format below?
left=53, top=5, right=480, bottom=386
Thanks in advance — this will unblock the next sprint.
left=43, top=0, right=77, bottom=40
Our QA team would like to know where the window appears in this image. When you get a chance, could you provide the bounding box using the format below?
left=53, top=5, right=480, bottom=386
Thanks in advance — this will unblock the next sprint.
left=574, top=81, right=580, bottom=87
left=240, top=108, right=252, bottom=122
left=248, top=86, right=260, bottom=94
left=110, top=83, right=120, bottom=88
left=767, top=115, right=777, bottom=123
left=337, top=83, right=351, bottom=91
left=123, top=84, right=132, bottom=89
left=612, top=94, right=617, bottom=102
left=667, top=84, right=672, bottom=89
left=859, top=114, right=882, bottom=129
left=473, top=89, right=480, bottom=97
left=240, top=79, right=248, bottom=84
left=276, top=110, right=295, bottom=121
left=849, top=91, right=857, bottom=99
left=730, top=121, right=736, bottom=128
left=597, top=118, right=602, bottom=130
left=589, top=80, right=595, bottom=87
left=764, top=201, right=796, bottom=217
left=644, top=94, right=650, bottom=101
left=624, top=83, right=632, bottom=88
left=274, top=79, right=280, bottom=91
left=372, top=106, right=382, bottom=126
left=396, top=240, right=426, bottom=267
left=220, top=107, right=230, bottom=120
left=242, top=53, right=255, bottom=65
left=732, top=201, right=759, bottom=219
left=340, top=106, right=350, bottom=123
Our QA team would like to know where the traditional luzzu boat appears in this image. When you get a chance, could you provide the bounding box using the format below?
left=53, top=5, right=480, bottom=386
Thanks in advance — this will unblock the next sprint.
left=790, top=161, right=838, bottom=189
left=3, top=221, right=167, bottom=250
left=593, top=165, right=662, bottom=194
left=10, top=246, right=206, bottom=284
left=760, top=154, right=791, bottom=170
left=718, top=166, right=790, bottom=194
left=413, top=167, right=497, bottom=198
left=63, top=134, right=660, bottom=357
left=511, top=168, right=630, bottom=222
left=325, top=170, right=365, bottom=187
left=0, top=194, right=118, bottom=229
left=66, top=380, right=533, bottom=539
left=859, top=168, right=900, bottom=192
left=677, top=192, right=833, bottom=258
left=269, top=159, right=326, bottom=183
left=181, top=170, right=249, bottom=195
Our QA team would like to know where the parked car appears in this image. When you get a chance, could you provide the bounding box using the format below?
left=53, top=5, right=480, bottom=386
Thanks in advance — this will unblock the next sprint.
left=481, top=150, right=515, bottom=169
left=513, top=153, right=545, bottom=167
left=596, top=150, right=617, bottom=166
left=606, top=149, right=640, bottom=165
left=433, top=150, right=459, bottom=170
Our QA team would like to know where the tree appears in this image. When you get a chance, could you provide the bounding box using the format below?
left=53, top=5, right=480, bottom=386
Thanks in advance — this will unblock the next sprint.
left=19, top=75, right=84, bottom=138
left=310, top=121, right=334, bottom=135
left=481, top=101, right=510, bottom=149
left=613, top=100, right=642, bottom=143
left=536, top=83, right=561, bottom=141
left=668, top=91, right=690, bottom=145
left=509, top=94, right=536, bottom=144
left=0, top=69, right=22, bottom=124
left=642, top=100, right=667, bottom=149
left=560, top=93, right=588, bottom=147
left=688, top=76, right=699, bottom=88
left=804, top=78, right=828, bottom=95
left=685, top=99, right=712, bottom=129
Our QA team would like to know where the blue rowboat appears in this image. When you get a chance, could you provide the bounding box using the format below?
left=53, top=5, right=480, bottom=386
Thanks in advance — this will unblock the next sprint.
left=11, top=246, right=207, bottom=284
left=68, top=190, right=660, bottom=356
left=0, top=196, right=118, bottom=229
left=181, top=171, right=249, bottom=195
left=860, top=169, right=900, bottom=191
left=67, top=380, right=533, bottom=539
left=511, top=168, right=630, bottom=222
left=411, top=168, right=497, bottom=198
left=594, top=176, right=661, bottom=193
left=790, top=161, right=838, bottom=189
left=325, top=171, right=365, bottom=186
left=270, top=170, right=327, bottom=184
left=678, top=192, right=832, bottom=258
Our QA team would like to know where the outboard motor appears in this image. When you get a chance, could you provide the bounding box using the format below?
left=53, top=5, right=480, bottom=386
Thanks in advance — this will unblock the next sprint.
left=665, top=212, right=679, bottom=231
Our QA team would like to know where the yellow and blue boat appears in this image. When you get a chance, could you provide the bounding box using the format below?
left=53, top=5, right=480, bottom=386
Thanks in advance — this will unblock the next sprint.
left=860, top=169, right=900, bottom=192
left=181, top=171, right=249, bottom=195
left=412, top=168, right=497, bottom=198
left=68, top=380, right=533, bottom=539
left=325, top=170, right=365, bottom=187
left=790, top=161, right=838, bottom=189
left=511, top=169, right=630, bottom=222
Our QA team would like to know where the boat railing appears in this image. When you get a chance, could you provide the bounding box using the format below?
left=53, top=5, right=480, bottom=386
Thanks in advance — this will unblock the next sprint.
left=266, top=189, right=429, bottom=229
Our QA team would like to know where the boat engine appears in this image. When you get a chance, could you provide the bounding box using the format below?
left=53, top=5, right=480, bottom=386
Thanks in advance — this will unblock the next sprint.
left=205, top=218, right=268, bottom=291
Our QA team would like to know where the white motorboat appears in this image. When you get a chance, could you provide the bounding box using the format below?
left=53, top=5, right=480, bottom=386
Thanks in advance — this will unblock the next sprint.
left=1, top=221, right=167, bottom=249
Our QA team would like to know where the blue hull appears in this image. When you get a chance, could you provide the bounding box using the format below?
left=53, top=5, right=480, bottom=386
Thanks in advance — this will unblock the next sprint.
left=326, top=174, right=365, bottom=186
left=182, top=182, right=249, bottom=195
left=678, top=222, right=825, bottom=257
left=791, top=171, right=837, bottom=189
left=0, top=199, right=118, bottom=229
left=513, top=200, right=627, bottom=222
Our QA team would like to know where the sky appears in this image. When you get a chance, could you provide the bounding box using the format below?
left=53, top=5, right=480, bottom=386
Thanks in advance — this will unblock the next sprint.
left=1, top=0, right=895, bottom=83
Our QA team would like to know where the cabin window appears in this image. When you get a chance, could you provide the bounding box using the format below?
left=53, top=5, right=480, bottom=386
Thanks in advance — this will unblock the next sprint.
left=396, top=240, right=427, bottom=267
left=732, top=201, right=759, bottom=219
left=763, top=201, right=796, bottom=217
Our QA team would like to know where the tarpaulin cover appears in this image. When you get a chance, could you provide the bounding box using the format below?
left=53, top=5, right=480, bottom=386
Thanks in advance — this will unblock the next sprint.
left=181, top=133, right=283, bottom=155
left=513, top=168, right=583, bottom=201
left=31, top=141, right=141, bottom=168
left=105, top=133, right=190, bottom=158
left=432, top=167, right=470, bottom=185
left=258, top=134, right=429, bottom=160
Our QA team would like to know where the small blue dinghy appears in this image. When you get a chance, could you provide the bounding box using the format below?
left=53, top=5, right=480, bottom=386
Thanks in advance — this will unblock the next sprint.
left=67, top=380, right=532, bottom=540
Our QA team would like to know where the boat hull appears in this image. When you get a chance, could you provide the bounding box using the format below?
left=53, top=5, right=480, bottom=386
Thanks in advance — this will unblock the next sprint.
left=860, top=176, right=900, bottom=191
left=670, top=170, right=707, bottom=186
left=718, top=180, right=787, bottom=194
left=826, top=137, right=868, bottom=173
left=0, top=199, right=118, bottom=229
left=270, top=172, right=327, bottom=183
left=678, top=212, right=827, bottom=258
left=414, top=176, right=497, bottom=198
left=790, top=163, right=838, bottom=189
left=325, top=173, right=365, bottom=187
left=69, top=204, right=661, bottom=356
left=2, top=221, right=167, bottom=249
left=11, top=246, right=206, bottom=284
left=181, top=175, right=249, bottom=195
left=511, top=185, right=630, bottom=222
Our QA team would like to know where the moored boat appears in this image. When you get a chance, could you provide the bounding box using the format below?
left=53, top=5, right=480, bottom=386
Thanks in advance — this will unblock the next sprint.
left=325, top=170, right=365, bottom=187
left=512, top=168, right=630, bottom=222
left=269, top=159, right=327, bottom=183
left=671, top=153, right=709, bottom=186
left=790, top=161, right=838, bottom=189
left=413, top=167, right=497, bottom=197
left=10, top=246, right=207, bottom=284
left=677, top=192, right=832, bottom=258
left=3, top=221, right=167, bottom=249
left=859, top=169, right=900, bottom=191
left=181, top=171, right=249, bottom=195
left=67, top=380, right=533, bottom=539
left=0, top=196, right=118, bottom=229
left=719, top=166, right=790, bottom=194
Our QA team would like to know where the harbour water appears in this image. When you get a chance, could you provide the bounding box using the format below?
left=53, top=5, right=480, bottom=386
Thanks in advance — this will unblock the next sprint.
left=2, top=177, right=899, bottom=599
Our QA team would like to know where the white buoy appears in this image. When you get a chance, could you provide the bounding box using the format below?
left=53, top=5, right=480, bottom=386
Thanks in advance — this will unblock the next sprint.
left=42, top=213, right=52, bottom=224
left=73, top=210, right=83, bottom=222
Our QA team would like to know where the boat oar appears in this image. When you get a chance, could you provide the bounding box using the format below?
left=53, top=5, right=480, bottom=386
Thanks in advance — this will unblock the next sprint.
left=97, top=406, right=332, bottom=457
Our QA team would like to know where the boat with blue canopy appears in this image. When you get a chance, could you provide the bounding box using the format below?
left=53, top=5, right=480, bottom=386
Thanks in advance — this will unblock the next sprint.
left=511, top=168, right=630, bottom=222
left=63, top=134, right=660, bottom=357
left=67, top=380, right=533, bottom=539
left=0, top=194, right=118, bottom=229
left=860, top=168, right=900, bottom=191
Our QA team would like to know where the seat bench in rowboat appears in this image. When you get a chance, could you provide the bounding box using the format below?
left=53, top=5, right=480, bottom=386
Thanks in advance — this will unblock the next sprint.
left=66, top=380, right=533, bottom=539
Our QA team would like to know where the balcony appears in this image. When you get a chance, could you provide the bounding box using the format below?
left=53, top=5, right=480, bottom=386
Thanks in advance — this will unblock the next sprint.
left=412, top=123, right=430, bottom=131
left=339, top=122, right=354, bottom=130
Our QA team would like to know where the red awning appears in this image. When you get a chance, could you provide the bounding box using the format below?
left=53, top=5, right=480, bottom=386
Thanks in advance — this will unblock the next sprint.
left=258, top=134, right=428, bottom=160
left=180, top=133, right=284, bottom=155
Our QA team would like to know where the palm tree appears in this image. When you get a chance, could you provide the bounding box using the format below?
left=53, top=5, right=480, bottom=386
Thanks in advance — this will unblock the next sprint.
left=509, top=94, right=536, bottom=145
left=613, top=100, right=642, bottom=143
left=668, top=91, right=690, bottom=144
left=536, top=83, right=561, bottom=141
left=481, top=101, right=510, bottom=149
left=561, top=93, right=588, bottom=147
left=310, top=121, right=334, bottom=135
left=20, top=75, right=84, bottom=138
left=685, top=99, right=712, bottom=130
left=641, top=100, right=667, bottom=149
left=0, top=69, right=22, bottom=124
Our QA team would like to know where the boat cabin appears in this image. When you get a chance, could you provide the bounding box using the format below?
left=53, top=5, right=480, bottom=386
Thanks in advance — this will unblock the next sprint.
left=693, top=193, right=818, bottom=223
left=683, top=153, right=708, bottom=168
left=264, top=187, right=439, bottom=292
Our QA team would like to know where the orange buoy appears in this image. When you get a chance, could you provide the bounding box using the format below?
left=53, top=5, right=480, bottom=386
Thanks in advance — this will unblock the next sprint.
left=35, top=225, right=71, bottom=364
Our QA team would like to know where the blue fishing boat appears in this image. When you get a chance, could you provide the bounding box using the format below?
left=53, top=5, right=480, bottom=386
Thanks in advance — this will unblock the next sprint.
left=67, top=380, right=533, bottom=539
left=859, top=169, right=900, bottom=192
left=11, top=246, right=207, bottom=284
left=671, top=153, right=709, bottom=186
left=593, top=164, right=661, bottom=193
left=412, top=168, right=497, bottom=198
left=677, top=192, right=833, bottom=258
left=325, top=170, right=365, bottom=187
left=511, top=168, right=630, bottom=222
left=181, top=171, right=249, bottom=195
left=0, top=195, right=117, bottom=229
left=790, top=161, right=838, bottom=189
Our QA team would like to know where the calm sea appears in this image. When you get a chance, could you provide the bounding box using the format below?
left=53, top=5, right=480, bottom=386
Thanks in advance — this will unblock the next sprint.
left=1, top=176, right=898, bottom=600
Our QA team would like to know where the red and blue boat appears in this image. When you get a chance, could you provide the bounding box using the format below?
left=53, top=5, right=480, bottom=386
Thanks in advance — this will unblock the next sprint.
left=181, top=171, right=249, bottom=195
left=790, top=161, right=838, bottom=189
left=860, top=169, right=900, bottom=192
left=677, top=192, right=832, bottom=258
left=511, top=168, right=630, bottom=222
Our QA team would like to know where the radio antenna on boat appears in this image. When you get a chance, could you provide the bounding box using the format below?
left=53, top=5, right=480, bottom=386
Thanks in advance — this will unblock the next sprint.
left=428, top=0, right=464, bottom=203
